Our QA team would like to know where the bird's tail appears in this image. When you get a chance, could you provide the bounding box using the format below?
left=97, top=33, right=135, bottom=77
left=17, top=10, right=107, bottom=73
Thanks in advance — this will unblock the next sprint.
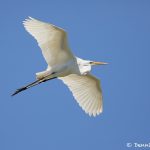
left=11, top=76, right=56, bottom=96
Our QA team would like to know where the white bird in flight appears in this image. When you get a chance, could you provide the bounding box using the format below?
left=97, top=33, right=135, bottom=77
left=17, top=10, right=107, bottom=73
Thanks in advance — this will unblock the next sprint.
left=12, top=17, right=108, bottom=117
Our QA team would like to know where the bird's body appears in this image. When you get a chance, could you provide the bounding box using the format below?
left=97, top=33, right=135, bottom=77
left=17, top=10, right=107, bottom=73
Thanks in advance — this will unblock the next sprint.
left=12, top=17, right=107, bottom=117
left=36, top=57, right=91, bottom=80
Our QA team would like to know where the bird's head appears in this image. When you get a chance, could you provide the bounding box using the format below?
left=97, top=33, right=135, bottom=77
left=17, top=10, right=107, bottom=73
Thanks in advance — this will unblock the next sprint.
left=76, top=57, right=108, bottom=75
left=76, top=57, right=108, bottom=66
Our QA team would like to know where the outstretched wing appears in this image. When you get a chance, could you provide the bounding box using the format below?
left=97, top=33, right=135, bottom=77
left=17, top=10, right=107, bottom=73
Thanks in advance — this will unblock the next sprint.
left=59, top=74, right=103, bottom=117
left=23, top=17, right=74, bottom=66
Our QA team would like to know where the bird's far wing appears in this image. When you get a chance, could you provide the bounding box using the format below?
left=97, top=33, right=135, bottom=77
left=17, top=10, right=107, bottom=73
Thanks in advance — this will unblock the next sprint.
left=23, top=17, right=74, bottom=66
left=59, top=74, right=103, bottom=117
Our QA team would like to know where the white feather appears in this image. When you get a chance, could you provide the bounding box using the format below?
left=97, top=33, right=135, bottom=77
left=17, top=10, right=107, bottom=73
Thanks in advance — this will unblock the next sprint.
left=19, top=17, right=105, bottom=117
left=59, top=74, right=103, bottom=116
left=23, top=17, right=74, bottom=67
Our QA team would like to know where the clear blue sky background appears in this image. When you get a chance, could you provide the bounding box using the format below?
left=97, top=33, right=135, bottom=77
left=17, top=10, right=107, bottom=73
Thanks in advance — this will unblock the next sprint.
left=0, top=0, right=150, bottom=150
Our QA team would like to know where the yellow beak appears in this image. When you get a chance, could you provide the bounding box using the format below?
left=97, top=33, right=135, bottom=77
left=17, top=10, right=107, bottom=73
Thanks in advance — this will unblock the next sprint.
left=92, top=61, right=108, bottom=65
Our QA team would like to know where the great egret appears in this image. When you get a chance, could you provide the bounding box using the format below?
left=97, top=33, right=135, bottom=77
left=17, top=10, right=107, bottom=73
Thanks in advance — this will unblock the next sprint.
left=12, top=17, right=107, bottom=117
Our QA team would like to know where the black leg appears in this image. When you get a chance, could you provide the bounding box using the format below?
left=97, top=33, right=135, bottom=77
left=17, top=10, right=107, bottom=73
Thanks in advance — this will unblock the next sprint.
left=11, top=74, right=57, bottom=96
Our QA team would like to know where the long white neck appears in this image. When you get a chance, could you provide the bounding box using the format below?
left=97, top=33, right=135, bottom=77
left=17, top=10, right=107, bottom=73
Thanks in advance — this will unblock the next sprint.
left=75, top=57, right=92, bottom=75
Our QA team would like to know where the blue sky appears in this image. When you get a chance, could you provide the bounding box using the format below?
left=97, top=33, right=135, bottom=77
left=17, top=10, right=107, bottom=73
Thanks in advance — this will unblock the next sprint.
left=0, top=0, right=150, bottom=149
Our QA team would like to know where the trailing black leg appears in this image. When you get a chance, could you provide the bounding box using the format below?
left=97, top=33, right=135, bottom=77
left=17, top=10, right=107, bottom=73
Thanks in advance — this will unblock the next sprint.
left=11, top=74, right=57, bottom=96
